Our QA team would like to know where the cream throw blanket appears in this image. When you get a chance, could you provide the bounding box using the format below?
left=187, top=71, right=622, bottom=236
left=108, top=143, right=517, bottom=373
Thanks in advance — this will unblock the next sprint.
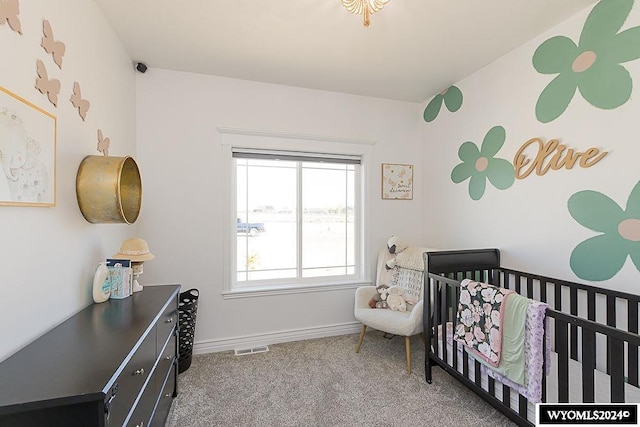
left=395, top=246, right=431, bottom=271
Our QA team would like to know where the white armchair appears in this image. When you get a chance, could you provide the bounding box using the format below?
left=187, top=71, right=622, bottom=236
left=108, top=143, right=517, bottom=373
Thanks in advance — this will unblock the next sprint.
left=354, top=247, right=424, bottom=373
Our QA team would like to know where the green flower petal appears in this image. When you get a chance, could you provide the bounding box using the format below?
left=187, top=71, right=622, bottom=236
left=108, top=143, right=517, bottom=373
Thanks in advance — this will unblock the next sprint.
left=578, top=62, right=632, bottom=109
left=630, top=244, right=640, bottom=271
left=570, top=233, right=628, bottom=281
left=485, top=158, right=515, bottom=190
left=568, top=189, right=625, bottom=233
left=480, top=126, right=506, bottom=158
left=604, top=26, right=640, bottom=64
left=580, top=0, right=633, bottom=51
left=625, top=180, right=640, bottom=218
left=469, top=173, right=486, bottom=201
left=423, top=95, right=443, bottom=122
left=443, top=86, right=463, bottom=112
left=458, top=141, right=480, bottom=163
left=532, top=36, right=578, bottom=74
left=536, top=72, right=577, bottom=123
left=451, top=162, right=474, bottom=184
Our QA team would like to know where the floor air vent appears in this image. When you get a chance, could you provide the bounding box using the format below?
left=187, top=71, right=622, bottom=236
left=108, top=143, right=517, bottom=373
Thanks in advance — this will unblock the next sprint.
left=234, top=346, right=269, bottom=356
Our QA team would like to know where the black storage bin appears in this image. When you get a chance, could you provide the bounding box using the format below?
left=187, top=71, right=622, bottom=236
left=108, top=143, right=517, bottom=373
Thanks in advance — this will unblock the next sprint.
left=177, top=288, right=199, bottom=374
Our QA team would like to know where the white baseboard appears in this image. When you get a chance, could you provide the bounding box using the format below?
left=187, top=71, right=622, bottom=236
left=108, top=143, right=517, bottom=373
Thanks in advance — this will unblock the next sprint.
left=193, top=321, right=362, bottom=355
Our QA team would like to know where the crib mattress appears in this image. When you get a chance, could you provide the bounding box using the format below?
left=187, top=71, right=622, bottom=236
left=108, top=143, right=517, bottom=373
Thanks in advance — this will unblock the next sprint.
left=436, top=339, right=640, bottom=423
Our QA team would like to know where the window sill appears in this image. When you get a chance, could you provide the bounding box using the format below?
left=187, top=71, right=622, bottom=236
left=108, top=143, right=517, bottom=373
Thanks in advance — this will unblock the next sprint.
left=222, top=280, right=373, bottom=299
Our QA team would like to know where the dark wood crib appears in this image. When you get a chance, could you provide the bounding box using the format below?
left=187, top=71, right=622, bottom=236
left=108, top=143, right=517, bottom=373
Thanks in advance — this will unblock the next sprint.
left=422, top=249, right=640, bottom=426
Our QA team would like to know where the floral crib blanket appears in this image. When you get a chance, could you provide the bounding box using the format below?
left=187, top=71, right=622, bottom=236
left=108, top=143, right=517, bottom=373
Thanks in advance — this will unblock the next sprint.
left=454, top=279, right=514, bottom=367
left=450, top=278, right=549, bottom=402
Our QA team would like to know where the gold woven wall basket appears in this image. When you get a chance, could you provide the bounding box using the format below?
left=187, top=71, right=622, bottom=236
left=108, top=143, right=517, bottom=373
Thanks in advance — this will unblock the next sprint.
left=76, top=155, right=142, bottom=224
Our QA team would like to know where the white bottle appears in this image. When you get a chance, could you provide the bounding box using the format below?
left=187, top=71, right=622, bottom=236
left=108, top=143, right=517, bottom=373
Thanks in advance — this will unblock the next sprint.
left=92, top=262, right=111, bottom=303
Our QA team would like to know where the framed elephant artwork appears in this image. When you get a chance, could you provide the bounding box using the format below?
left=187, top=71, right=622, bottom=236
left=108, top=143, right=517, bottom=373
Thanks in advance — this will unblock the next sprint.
left=0, top=86, right=56, bottom=206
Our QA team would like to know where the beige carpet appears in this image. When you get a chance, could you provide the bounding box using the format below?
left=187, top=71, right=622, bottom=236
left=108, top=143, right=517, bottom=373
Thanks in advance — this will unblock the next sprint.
left=166, top=331, right=516, bottom=427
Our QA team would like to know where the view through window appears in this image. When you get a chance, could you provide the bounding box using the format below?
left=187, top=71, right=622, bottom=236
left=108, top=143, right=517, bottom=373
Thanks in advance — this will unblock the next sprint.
left=234, top=151, right=360, bottom=285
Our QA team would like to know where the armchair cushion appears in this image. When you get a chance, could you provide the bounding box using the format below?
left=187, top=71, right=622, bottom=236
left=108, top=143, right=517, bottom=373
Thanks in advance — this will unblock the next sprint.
left=355, top=296, right=423, bottom=336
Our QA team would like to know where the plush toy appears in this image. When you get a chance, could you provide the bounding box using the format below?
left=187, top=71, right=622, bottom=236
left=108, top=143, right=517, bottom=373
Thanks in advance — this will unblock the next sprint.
left=386, top=285, right=407, bottom=312
left=385, top=257, right=397, bottom=271
left=385, top=236, right=408, bottom=271
left=369, top=285, right=390, bottom=309
left=387, top=235, right=408, bottom=255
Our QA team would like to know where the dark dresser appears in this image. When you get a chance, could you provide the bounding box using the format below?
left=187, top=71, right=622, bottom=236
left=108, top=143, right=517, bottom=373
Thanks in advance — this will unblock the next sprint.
left=0, top=284, right=180, bottom=427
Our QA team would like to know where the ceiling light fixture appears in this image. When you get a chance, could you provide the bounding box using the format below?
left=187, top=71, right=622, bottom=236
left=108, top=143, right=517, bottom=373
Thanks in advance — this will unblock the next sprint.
left=342, top=0, right=390, bottom=27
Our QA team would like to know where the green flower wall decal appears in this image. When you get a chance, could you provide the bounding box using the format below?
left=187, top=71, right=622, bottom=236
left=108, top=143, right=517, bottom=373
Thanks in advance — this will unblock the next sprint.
left=532, top=0, right=640, bottom=123
left=568, top=180, right=640, bottom=281
left=423, top=85, right=463, bottom=122
left=451, top=126, right=515, bottom=201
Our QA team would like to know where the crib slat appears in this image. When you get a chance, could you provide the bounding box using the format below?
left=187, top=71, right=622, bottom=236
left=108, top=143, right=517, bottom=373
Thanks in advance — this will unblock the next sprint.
left=503, top=384, right=510, bottom=407
left=607, top=295, right=616, bottom=375
left=610, top=338, right=625, bottom=403
left=542, top=316, right=547, bottom=403
left=488, top=376, right=495, bottom=397
left=542, top=350, right=547, bottom=402
left=490, top=268, right=500, bottom=286
left=519, top=395, right=527, bottom=419
left=582, top=329, right=596, bottom=403
left=514, top=273, right=521, bottom=294
left=441, top=283, right=448, bottom=363
left=554, top=283, right=562, bottom=311
left=629, top=302, right=639, bottom=387
left=557, top=320, right=569, bottom=403
left=586, top=290, right=598, bottom=383
left=433, top=281, right=441, bottom=360
left=587, top=291, right=596, bottom=321
left=607, top=295, right=616, bottom=327
left=452, top=287, right=460, bottom=370
left=462, top=346, right=469, bottom=378
left=570, top=287, right=578, bottom=360
left=540, top=279, right=547, bottom=303
left=527, top=276, right=533, bottom=299
left=554, top=285, right=563, bottom=353
left=474, top=360, right=481, bottom=387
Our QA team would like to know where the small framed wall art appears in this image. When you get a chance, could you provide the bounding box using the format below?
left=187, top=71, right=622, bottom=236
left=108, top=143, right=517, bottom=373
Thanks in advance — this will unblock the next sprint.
left=0, top=86, right=56, bottom=206
left=382, top=163, right=413, bottom=200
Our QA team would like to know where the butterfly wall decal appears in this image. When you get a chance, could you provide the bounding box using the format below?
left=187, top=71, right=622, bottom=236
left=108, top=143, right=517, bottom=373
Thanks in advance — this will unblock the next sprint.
left=35, top=59, right=60, bottom=107
left=97, top=129, right=110, bottom=156
left=41, top=20, right=65, bottom=69
left=341, top=0, right=390, bottom=27
left=0, top=0, right=22, bottom=34
left=70, top=82, right=90, bottom=121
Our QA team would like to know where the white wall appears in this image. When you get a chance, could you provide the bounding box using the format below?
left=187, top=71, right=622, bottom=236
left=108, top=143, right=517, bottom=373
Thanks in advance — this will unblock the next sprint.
left=135, top=69, right=424, bottom=352
left=422, top=4, right=640, bottom=294
left=0, top=0, right=137, bottom=361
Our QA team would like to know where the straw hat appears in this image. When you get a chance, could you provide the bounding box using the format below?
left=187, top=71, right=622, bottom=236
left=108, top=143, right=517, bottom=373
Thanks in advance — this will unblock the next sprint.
left=113, top=237, right=155, bottom=261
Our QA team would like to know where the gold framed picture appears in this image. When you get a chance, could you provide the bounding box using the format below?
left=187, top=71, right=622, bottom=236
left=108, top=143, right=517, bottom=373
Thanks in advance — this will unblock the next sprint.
left=382, top=163, right=413, bottom=200
left=0, top=86, right=56, bottom=206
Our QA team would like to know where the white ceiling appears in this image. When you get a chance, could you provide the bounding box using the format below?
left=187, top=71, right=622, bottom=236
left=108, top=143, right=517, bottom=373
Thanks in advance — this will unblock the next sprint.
left=93, top=0, right=597, bottom=104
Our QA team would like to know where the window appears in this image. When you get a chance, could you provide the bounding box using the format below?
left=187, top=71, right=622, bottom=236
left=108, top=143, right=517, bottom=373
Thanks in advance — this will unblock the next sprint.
left=232, top=148, right=363, bottom=290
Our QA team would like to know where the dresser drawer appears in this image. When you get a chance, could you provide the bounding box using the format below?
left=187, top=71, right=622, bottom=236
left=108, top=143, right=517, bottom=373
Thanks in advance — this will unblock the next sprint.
left=156, top=303, right=178, bottom=354
left=106, top=331, right=156, bottom=427
left=157, top=333, right=177, bottom=379
left=126, top=376, right=157, bottom=427
left=150, top=364, right=176, bottom=427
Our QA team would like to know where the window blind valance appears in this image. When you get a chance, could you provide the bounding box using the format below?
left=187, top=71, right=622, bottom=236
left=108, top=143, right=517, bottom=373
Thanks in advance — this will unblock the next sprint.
left=232, top=148, right=361, bottom=165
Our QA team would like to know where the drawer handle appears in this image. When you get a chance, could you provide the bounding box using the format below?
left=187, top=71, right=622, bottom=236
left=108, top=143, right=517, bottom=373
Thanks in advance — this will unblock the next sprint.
left=164, top=393, right=172, bottom=398
left=165, top=355, right=172, bottom=361
left=136, top=422, right=144, bottom=427
left=133, top=367, right=145, bottom=376
left=165, top=317, right=174, bottom=323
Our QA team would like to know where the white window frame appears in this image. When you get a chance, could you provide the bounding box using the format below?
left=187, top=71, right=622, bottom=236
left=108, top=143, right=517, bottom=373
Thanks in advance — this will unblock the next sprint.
left=219, top=127, right=375, bottom=299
